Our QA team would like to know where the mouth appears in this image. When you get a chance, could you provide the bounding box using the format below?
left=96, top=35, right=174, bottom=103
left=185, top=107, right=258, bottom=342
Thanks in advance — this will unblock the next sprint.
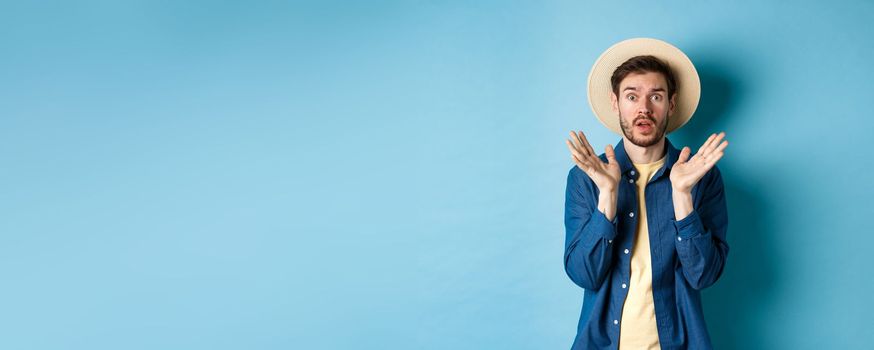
left=634, top=118, right=654, bottom=133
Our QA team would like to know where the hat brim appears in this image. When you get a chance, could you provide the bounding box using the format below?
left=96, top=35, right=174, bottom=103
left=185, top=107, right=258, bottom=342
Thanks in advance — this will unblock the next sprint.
left=587, top=38, right=700, bottom=135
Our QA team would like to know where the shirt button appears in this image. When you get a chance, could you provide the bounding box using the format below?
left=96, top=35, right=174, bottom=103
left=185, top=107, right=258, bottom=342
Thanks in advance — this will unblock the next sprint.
left=678, top=236, right=683, bottom=241
left=608, top=239, right=613, bottom=244
left=614, top=319, right=619, bottom=325
left=630, top=170, right=635, bottom=175
left=622, top=283, right=627, bottom=289
left=629, top=179, right=634, bottom=183
left=629, top=212, right=635, bottom=218
left=624, top=249, right=630, bottom=254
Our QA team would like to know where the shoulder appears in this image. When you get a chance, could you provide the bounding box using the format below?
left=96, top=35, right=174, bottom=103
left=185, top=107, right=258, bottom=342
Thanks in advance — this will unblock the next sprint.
left=566, top=164, right=591, bottom=189
left=707, top=164, right=724, bottom=183
left=566, top=163, right=600, bottom=197
left=697, top=164, right=725, bottom=194
left=567, top=164, right=584, bottom=183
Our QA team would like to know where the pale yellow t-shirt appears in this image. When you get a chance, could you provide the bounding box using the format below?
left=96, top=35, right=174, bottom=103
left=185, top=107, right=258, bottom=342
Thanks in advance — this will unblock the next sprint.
left=619, top=155, right=666, bottom=350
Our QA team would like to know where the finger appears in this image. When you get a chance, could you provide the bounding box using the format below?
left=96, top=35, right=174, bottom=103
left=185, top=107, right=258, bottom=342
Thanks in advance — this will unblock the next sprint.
left=605, top=144, right=616, bottom=165
left=567, top=133, right=588, bottom=159
left=702, top=151, right=724, bottom=169
left=697, top=133, right=717, bottom=155
left=709, top=151, right=724, bottom=164
left=566, top=139, right=587, bottom=161
left=676, top=146, right=691, bottom=164
left=567, top=138, right=593, bottom=164
left=569, top=151, right=584, bottom=168
left=569, top=131, right=591, bottom=157
left=577, top=131, right=598, bottom=159
left=714, top=139, right=728, bottom=154
left=570, top=151, right=593, bottom=173
left=704, top=140, right=728, bottom=165
left=702, top=132, right=726, bottom=157
left=700, top=140, right=727, bottom=165
left=566, top=139, right=584, bottom=159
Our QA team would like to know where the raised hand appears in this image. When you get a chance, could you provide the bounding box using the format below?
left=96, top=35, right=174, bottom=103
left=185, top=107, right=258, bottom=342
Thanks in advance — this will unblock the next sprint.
left=670, top=132, right=729, bottom=193
left=566, top=131, right=621, bottom=193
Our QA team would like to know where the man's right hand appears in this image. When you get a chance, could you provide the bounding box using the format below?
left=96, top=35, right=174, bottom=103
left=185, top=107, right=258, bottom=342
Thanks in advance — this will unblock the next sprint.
left=566, top=131, right=620, bottom=220
left=566, top=131, right=621, bottom=192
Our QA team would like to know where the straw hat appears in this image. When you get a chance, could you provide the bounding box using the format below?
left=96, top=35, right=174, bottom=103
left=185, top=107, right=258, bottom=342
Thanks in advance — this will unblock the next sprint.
left=587, top=37, right=700, bottom=135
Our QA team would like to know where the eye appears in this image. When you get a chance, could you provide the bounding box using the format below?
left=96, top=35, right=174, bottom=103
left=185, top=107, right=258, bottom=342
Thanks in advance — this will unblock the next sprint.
left=651, top=95, right=661, bottom=101
left=626, top=94, right=636, bottom=101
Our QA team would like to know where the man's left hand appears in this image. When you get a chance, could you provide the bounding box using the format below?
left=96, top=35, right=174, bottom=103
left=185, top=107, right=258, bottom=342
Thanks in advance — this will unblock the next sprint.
left=670, top=132, right=729, bottom=193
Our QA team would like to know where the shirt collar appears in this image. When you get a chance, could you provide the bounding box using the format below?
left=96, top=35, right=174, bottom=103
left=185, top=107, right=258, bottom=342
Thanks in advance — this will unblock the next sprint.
left=613, top=137, right=681, bottom=181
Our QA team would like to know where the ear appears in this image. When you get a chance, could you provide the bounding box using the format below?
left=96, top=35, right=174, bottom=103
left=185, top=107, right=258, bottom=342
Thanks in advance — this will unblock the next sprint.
left=610, top=92, right=618, bottom=113
left=668, top=93, right=677, bottom=116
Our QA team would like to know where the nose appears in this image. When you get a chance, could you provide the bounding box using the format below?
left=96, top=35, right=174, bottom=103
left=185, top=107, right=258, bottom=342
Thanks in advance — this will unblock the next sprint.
left=637, top=99, right=652, bottom=115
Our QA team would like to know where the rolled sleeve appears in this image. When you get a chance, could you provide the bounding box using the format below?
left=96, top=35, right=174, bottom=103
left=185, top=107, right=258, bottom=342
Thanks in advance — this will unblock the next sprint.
left=671, top=166, right=729, bottom=290
left=564, top=166, right=619, bottom=290
left=672, top=210, right=705, bottom=240
left=583, top=209, right=619, bottom=248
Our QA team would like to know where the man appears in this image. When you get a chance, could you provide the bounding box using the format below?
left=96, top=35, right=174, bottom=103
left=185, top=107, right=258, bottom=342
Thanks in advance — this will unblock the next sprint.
left=563, top=38, right=729, bottom=349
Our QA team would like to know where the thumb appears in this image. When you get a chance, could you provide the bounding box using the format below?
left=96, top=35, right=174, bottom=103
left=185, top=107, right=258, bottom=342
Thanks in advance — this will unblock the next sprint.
left=605, top=144, right=617, bottom=165
left=677, top=146, right=691, bottom=164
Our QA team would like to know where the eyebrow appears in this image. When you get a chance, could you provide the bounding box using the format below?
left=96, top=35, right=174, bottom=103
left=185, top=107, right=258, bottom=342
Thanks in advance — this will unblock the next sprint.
left=622, top=86, right=666, bottom=93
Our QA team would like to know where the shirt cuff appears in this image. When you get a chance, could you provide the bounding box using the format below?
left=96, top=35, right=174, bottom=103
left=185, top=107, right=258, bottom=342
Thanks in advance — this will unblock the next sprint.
left=584, top=209, right=619, bottom=247
left=672, top=210, right=705, bottom=239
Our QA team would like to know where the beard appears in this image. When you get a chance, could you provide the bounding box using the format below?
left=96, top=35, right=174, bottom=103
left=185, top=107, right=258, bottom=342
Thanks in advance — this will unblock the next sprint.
left=619, top=111, right=669, bottom=148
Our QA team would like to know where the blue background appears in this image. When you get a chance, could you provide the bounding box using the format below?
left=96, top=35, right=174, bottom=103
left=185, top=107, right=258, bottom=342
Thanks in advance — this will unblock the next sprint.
left=2, top=1, right=872, bottom=349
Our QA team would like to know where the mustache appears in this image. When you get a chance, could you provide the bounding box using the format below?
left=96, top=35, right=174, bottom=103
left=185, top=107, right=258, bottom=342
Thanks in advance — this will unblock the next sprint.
left=634, top=115, right=656, bottom=125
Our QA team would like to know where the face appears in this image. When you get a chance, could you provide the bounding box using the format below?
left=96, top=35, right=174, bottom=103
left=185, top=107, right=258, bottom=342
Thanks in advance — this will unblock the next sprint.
left=611, top=71, right=676, bottom=148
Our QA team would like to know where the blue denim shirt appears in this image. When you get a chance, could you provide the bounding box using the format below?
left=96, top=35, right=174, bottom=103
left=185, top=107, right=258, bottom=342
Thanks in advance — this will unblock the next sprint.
left=563, top=137, right=729, bottom=350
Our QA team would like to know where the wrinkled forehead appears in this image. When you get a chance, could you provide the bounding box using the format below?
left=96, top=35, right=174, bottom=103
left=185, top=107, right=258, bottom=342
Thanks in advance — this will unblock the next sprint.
left=618, top=71, right=668, bottom=92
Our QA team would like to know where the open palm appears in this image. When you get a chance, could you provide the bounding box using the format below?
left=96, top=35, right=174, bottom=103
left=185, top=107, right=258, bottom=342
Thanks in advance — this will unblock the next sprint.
left=670, top=132, right=729, bottom=192
left=566, top=131, right=620, bottom=192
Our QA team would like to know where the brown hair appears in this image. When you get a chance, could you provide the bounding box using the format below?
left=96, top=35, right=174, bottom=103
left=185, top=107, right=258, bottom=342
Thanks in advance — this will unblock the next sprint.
left=610, top=55, right=677, bottom=98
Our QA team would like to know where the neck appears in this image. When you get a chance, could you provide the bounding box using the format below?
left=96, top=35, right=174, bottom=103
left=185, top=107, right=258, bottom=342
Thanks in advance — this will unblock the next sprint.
left=622, top=136, right=667, bottom=164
